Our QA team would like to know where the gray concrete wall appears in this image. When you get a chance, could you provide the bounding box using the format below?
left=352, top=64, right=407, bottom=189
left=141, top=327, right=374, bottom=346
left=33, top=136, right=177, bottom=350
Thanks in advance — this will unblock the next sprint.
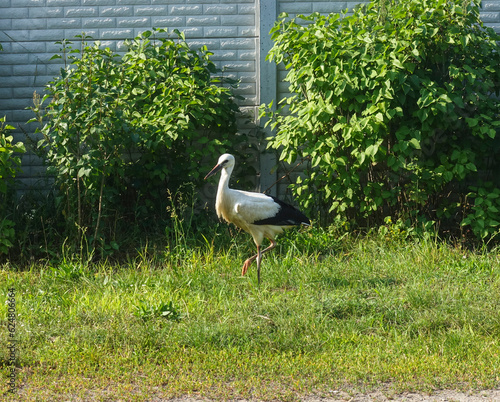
left=0, top=0, right=499, bottom=195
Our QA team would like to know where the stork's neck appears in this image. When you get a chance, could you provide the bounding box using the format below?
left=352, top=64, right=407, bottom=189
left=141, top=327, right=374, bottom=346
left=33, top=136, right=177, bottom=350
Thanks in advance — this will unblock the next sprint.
left=218, top=166, right=232, bottom=194
left=215, top=165, right=234, bottom=221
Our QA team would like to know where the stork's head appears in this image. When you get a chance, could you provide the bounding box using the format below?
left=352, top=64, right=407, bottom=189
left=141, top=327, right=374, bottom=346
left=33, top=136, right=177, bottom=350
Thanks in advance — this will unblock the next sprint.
left=204, top=154, right=235, bottom=180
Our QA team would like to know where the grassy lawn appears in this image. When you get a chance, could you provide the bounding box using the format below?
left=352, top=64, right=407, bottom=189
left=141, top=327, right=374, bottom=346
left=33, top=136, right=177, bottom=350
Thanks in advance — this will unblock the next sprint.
left=1, top=228, right=500, bottom=400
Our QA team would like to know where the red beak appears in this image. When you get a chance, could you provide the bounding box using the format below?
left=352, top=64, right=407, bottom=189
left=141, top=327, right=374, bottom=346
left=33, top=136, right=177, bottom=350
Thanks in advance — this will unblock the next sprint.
left=204, top=163, right=224, bottom=180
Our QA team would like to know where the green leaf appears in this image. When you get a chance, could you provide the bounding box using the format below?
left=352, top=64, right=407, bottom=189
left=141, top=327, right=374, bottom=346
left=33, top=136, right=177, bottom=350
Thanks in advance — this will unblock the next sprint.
left=77, top=167, right=91, bottom=178
left=408, top=138, right=420, bottom=150
left=466, top=118, right=478, bottom=127
left=465, top=162, right=477, bottom=172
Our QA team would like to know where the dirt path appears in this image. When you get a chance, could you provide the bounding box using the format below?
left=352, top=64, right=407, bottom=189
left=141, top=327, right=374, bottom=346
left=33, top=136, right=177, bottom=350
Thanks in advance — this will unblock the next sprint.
left=14, top=388, right=500, bottom=401
left=304, top=389, right=500, bottom=401
left=160, top=390, right=500, bottom=401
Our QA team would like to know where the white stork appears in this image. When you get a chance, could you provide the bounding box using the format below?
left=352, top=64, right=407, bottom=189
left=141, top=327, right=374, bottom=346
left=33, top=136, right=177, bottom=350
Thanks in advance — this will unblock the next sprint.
left=204, top=153, right=310, bottom=284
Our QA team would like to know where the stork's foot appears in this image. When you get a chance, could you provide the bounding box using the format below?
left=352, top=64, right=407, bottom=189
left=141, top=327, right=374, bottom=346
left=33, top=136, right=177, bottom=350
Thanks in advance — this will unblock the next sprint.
left=241, top=258, right=254, bottom=276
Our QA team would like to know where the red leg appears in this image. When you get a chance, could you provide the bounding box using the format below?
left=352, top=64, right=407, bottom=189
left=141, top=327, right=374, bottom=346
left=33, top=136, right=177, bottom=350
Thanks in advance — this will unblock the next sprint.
left=242, top=246, right=258, bottom=276
left=241, top=240, right=277, bottom=282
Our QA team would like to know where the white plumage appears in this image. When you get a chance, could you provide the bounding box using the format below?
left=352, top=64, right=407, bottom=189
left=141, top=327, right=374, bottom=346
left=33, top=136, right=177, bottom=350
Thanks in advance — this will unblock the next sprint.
left=205, top=154, right=310, bottom=284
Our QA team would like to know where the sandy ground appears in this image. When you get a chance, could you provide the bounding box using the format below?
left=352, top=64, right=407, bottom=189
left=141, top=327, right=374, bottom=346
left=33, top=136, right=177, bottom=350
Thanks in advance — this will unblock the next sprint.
left=159, top=390, right=500, bottom=402
left=14, top=387, right=500, bottom=401
left=304, top=389, right=500, bottom=401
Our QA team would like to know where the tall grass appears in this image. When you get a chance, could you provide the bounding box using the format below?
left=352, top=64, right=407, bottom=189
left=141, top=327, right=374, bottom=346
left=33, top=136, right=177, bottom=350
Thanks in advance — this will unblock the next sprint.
left=1, top=225, right=500, bottom=400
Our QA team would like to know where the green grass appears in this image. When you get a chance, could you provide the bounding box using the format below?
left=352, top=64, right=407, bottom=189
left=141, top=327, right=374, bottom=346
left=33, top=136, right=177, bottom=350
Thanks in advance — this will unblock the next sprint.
left=1, top=228, right=500, bottom=400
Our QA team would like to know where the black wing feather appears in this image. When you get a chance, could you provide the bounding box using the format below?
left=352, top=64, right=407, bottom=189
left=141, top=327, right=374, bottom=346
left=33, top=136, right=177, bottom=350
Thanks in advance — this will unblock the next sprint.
left=252, top=196, right=310, bottom=226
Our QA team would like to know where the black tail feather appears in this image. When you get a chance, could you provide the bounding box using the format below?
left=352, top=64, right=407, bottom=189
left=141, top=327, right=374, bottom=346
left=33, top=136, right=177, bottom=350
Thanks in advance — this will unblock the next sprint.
left=253, top=196, right=310, bottom=226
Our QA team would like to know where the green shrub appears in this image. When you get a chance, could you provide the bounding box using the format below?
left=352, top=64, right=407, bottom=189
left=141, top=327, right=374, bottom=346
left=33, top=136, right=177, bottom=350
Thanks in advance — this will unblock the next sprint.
left=31, top=29, right=242, bottom=251
left=0, top=117, right=26, bottom=254
left=261, top=0, right=500, bottom=239
left=462, top=185, right=500, bottom=241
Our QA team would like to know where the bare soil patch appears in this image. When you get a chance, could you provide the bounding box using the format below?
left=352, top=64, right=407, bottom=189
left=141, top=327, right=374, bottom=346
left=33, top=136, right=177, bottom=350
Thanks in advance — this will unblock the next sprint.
left=158, top=390, right=500, bottom=401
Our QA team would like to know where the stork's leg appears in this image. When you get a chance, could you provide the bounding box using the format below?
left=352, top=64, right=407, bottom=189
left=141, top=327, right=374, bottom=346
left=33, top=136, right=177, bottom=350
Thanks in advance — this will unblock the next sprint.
left=241, top=251, right=257, bottom=276
left=241, top=240, right=277, bottom=283
left=256, top=245, right=262, bottom=285
left=260, top=239, right=277, bottom=256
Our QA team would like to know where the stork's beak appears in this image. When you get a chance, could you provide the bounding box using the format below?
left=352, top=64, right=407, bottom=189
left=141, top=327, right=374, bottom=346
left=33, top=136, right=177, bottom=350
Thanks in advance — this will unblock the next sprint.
left=204, top=163, right=224, bottom=180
